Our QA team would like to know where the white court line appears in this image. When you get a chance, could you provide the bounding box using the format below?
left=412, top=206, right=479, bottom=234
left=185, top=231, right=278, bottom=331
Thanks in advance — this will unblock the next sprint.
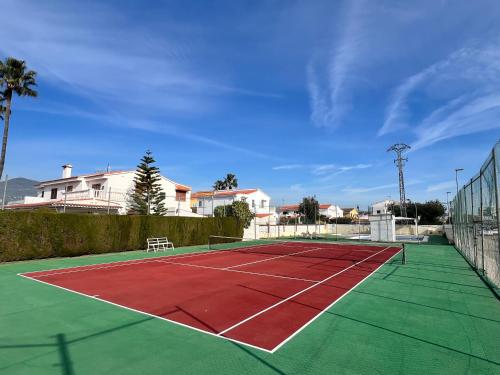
left=25, top=259, right=175, bottom=278
left=18, top=245, right=401, bottom=353
left=17, top=273, right=274, bottom=354
left=223, top=247, right=322, bottom=270
left=18, top=241, right=316, bottom=278
left=270, top=247, right=402, bottom=352
left=154, top=259, right=320, bottom=283
left=217, top=246, right=394, bottom=336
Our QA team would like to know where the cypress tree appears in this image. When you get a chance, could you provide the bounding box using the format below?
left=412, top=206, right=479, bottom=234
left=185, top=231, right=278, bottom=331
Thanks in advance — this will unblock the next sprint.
left=130, top=150, right=167, bottom=215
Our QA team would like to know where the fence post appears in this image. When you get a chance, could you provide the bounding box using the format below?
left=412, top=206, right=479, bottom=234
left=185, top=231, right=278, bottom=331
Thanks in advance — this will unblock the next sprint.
left=253, top=206, right=257, bottom=240
left=471, top=178, right=477, bottom=268
left=464, top=183, right=471, bottom=268
left=107, top=187, right=112, bottom=215
left=1, top=174, right=8, bottom=210
left=63, top=183, right=67, bottom=213
left=492, top=148, right=500, bottom=269
left=479, top=169, right=484, bottom=274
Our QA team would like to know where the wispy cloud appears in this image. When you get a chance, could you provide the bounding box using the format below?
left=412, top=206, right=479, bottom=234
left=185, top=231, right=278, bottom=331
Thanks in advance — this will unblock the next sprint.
left=380, top=43, right=500, bottom=148
left=272, top=164, right=304, bottom=170
left=412, top=93, right=500, bottom=150
left=306, top=0, right=366, bottom=129
left=312, top=164, right=372, bottom=183
left=0, top=0, right=279, bottom=117
left=19, top=102, right=275, bottom=159
left=273, top=162, right=372, bottom=177
left=343, top=179, right=421, bottom=194
left=337, top=163, right=372, bottom=172
left=426, top=180, right=455, bottom=193
left=343, top=183, right=398, bottom=194
left=290, top=184, right=304, bottom=192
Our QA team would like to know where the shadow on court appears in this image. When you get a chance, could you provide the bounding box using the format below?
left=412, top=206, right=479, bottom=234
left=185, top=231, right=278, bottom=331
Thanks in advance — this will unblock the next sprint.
left=0, top=317, right=154, bottom=375
left=236, top=281, right=500, bottom=367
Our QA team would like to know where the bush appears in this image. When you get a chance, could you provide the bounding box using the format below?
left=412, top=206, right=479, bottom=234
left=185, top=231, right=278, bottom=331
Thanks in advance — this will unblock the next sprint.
left=0, top=211, right=243, bottom=262
left=333, top=217, right=353, bottom=224
left=213, top=201, right=254, bottom=228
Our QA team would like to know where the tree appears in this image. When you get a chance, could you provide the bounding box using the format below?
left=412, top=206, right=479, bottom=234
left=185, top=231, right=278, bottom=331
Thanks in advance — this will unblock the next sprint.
left=0, top=95, right=5, bottom=121
left=389, top=200, right=445, bottom=225
left=213, top=179, right=225, bottom=190
left=213, top=173, right=238, bottom=190
left=418, top=200, right=446, bottom=224
left=224, top=173, right=238, bottom=189
left=129, top=150, right=167, bottom=215
left=213, top=205, right=229, bottom=217
left=298, top=196, right=319, bottom=224
left=214, top=200, right=254, bottom=228
left=0, top=58, right=37, bottom=181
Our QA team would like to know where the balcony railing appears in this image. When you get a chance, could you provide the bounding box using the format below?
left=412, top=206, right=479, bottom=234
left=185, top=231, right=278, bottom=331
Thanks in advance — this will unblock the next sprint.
left=63, top=189, right=127, bottom=202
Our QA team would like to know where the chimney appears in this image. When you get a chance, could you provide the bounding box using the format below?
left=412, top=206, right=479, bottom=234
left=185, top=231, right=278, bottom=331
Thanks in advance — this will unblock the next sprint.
left=62, top=164, right=72, bottom=179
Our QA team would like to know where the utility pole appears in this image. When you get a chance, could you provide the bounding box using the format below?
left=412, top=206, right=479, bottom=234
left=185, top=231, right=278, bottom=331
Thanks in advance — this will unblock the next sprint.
left=388, top=143, right=411, bottom=218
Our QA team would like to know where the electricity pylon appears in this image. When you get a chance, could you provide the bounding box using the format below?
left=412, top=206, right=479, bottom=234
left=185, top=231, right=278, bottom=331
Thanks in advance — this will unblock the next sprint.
left=387, top=143, right=411, bottom=218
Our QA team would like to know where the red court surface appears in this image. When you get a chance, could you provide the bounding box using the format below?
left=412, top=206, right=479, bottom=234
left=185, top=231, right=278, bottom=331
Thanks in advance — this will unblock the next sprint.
left=20, top=242, right=401, bottom=352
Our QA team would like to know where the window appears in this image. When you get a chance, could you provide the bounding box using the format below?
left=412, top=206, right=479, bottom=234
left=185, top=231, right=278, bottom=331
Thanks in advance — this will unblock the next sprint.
left=66, top=185, right=73, bottom=193
left=176, top=190, right=186, bottom=202
left=376, top=210, right=381, bottom=214
left=261, top=200, right=266, bottom=208
left=50, top=188, right=58, bottom=199
left=41, top=190, right=44, bottom=198
left=251, top=200, right=255, bottom=207
left=92, top=183, right=102, bottom=190
left=241, top=197, right=247, bottom=202
left=199, top=200, right=203, bottom=207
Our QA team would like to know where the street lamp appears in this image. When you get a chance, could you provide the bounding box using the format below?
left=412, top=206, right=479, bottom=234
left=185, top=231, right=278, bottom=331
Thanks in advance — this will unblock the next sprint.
left=446, top=191, right=451, bottom=224
left=455, top=168, right=464, bottom=196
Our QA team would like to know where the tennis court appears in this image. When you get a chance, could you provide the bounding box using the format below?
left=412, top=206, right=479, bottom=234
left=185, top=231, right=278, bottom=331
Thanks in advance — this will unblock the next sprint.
left=19, top=238, right=402, bottom=352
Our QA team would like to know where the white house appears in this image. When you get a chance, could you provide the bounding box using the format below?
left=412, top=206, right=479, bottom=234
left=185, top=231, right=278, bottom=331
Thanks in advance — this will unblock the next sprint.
left=319, top=204, right=343, bottom=219
left=277, top=203, right=343, bottom=221
left=370, top=200, right=396, bottom=215
left=191, top=188, right=277, bottom=224
left=6, top=164, right=197, bottom=216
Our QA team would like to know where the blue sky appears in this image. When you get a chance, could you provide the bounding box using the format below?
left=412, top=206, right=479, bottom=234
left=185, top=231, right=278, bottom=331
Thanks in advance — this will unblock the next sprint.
left=1, top=0, right=500, bottom=207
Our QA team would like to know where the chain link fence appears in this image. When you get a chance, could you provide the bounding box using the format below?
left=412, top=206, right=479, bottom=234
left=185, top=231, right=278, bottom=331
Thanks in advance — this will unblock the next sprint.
left=452, top=142, right=500, bottom=295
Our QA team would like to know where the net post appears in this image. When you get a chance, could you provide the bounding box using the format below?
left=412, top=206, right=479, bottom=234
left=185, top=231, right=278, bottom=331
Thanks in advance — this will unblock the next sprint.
left=402, top=243, right=406, bottom=265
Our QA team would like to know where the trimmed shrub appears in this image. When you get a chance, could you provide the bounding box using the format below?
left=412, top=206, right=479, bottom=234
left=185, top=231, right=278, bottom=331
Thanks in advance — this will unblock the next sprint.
left=0, top=211, right=243, bottom=262
left=333, top=217, right=353, bottom=224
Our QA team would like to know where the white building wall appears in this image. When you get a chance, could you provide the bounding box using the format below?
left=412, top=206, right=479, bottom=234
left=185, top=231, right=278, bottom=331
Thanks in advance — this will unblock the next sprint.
left=319, top=205, right=343, bottom=218
left=23, top=170, right=193, bottom=216
left=371, top=200, right=394, bottom=215
left=196, top=190, right=273, bottom=217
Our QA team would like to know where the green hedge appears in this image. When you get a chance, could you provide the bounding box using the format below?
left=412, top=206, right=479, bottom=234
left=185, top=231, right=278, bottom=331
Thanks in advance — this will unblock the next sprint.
left=0, top=211, right=243, bottom=262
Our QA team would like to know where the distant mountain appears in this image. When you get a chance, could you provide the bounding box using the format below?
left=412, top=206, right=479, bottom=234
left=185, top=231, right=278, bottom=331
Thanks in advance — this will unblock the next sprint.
left=0, top=177, right=39, bottom=204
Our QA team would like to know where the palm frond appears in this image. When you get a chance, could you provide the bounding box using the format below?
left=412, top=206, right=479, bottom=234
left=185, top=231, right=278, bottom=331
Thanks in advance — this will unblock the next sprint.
left=0, top=57, right=38, bottom=97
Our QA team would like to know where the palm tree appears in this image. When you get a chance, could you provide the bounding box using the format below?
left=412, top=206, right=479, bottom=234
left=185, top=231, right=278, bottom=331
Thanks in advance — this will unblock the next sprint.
left=0, top=97, right=5, bottom=121
left=0, top=58, right=37, bottom=180
left=224, top=173, right=238, bottom=190
left=213, top=179, right=225, bottom=191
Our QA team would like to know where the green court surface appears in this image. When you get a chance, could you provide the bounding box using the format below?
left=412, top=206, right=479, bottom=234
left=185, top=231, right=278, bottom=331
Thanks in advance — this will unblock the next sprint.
left=1, top=238, right=499, bottom=375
